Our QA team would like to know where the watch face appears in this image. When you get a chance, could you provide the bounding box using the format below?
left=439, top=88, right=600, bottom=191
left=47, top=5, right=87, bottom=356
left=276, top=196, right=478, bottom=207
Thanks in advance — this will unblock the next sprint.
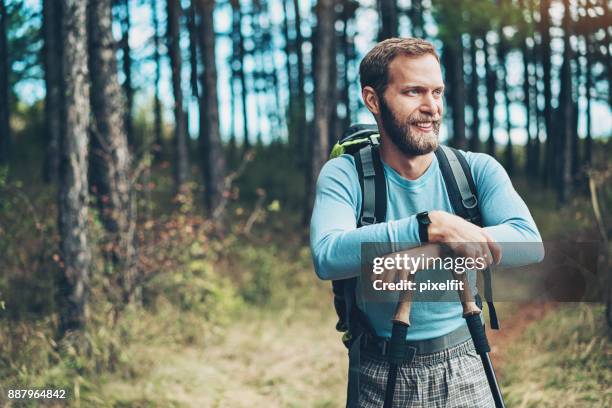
left=418, top=212, right=431, bottom=224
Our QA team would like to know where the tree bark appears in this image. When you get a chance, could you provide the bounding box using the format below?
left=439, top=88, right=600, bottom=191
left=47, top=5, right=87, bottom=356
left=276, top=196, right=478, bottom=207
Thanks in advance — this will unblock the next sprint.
left=230, top=0, right=250, bottom=151
left=43, top=0, right=62, bottom=182
left=0, top=0, right=10, bottom=165
left=539, top=0, right=554, bottom=185
left=444, top=37, right=467, bottom=150
left=499, top=34, right=514, bottom=176
left=557, top=0, right=573, bottom=204
left=306, top=0, right=334, bottom=224
left=292, top=0, right=307, bottom=157
left=197, top=0, right=226, bottom=218
left=167, top=0, right=190, bottom=193
left=468, top=36, right=480, bottom=152
left=378, top=0, right=398, bottom=40
left=120, top=0, right=134, bottom=148
left=187, top=0, right=199, bottom=99
left=58, top=0, right=91, bottom=334
left=152, top=0, right=163, bottom=162
left=87, top=0, right=137, bottom=303
left=584, top=29, right=592, bottom=165
left=484, top=38, right=496, bottom=157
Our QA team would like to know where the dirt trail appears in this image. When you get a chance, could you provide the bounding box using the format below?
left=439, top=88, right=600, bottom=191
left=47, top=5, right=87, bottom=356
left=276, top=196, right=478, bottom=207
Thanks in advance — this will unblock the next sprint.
left=486, top=302, right=558, bottom=375
left=100, top=302, right=557, bottom=407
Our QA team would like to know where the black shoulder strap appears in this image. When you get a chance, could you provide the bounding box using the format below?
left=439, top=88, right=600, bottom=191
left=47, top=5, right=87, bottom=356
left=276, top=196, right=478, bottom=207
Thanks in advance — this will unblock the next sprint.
left=435, top=146, right=499, bottom=330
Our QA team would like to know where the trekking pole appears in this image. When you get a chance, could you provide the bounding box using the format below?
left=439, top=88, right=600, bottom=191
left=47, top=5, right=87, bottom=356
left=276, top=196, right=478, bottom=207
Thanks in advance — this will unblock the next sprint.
left=453, top=270, right=506, bottom=408
left=383, top=271, right=416, bottom=408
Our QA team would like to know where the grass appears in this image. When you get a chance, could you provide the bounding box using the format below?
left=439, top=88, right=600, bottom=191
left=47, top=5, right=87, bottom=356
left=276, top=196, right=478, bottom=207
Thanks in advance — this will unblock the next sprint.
left=501, top=303, right=611, bottom=408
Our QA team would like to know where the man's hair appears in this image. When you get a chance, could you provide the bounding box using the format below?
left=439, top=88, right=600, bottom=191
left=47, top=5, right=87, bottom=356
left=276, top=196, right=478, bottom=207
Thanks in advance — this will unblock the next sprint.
left=359, top=37, right=440, bottom=96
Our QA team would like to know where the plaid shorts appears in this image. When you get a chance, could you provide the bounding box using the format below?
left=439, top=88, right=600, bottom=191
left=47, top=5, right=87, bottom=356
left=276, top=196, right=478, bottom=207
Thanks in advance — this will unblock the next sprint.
left=358, top=340, right=496, bottom=408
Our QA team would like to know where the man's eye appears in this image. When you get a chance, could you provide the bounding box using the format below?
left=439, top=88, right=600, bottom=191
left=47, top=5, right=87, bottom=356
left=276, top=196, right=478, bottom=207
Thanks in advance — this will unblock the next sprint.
left=434, top=89, right=444, bottom=96
left=404, top=89, right=419, bottom=95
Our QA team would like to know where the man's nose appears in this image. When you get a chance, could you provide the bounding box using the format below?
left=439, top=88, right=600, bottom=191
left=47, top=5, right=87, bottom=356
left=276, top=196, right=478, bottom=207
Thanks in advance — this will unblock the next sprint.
left=420, top=93, right=438, bottom=115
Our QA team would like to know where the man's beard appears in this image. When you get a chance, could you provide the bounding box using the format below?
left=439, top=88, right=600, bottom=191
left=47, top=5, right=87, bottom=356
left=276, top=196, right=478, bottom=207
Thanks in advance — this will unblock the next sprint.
left=379, top=96, right=441, bottom=156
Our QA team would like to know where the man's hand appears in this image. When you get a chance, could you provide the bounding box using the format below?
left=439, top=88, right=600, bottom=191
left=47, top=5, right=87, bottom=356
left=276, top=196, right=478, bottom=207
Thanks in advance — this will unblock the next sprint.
left=428, top=210, right=502, bottom=267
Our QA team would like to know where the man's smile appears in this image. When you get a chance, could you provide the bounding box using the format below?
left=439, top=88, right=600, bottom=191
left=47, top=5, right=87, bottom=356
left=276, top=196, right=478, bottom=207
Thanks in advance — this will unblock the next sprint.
left=412, top=121, right=434, bottom=132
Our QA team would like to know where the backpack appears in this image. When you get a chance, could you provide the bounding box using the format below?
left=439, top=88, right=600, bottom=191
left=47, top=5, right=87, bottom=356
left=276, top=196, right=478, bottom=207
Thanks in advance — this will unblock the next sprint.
left=328, top=124, right=499, bottom=349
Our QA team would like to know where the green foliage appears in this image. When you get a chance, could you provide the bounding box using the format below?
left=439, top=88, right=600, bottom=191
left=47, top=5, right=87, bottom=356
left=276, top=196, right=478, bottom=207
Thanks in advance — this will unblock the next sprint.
left=232, top=142, right=306, bottom=211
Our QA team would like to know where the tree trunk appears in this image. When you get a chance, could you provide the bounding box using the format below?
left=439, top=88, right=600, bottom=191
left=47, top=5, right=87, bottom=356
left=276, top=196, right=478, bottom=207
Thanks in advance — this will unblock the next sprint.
left=187, top=0, right=199, bottom=99
left=444, top=38, right=467, bottom=150
left=167, top=0, right=190, bottom=194
left=306, top=0, right=334, bottom=224
left=0, top=0, right=10, bottom=165
left=378, top=0, right=398, bottom=40
left=484, top=38, right=496, bottom=157
left=198, top=0, right=226, bottom=218
left=152, top=0, right=163, bottom=162
left=58, top=0, right=91, bottom=334
left=499, top=34, right=514, bottom=176
left=292, top=0, right=307, bottom=158
left=87, top=0, right=137, bottom=303
left=120, top=0, right=133, bottom=148
left=468, top=36, right=480, bottom=152
left=230, top=0, right=250, bottom=151
left=43, top=0, right=62, bottom=182
left=521, top=24, right=534, bottom=176
left=557, top=0, right=573, bottom=204
left=410, top=0, right=424, bottom=38
left=584, top=30, right=592, bottom=165
left=539, top=0, right=554, bottom=185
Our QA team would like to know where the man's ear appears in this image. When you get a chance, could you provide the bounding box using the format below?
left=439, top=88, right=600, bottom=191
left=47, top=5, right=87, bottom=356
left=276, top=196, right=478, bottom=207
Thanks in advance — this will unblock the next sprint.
left=362, top=86, right=381, bottom=116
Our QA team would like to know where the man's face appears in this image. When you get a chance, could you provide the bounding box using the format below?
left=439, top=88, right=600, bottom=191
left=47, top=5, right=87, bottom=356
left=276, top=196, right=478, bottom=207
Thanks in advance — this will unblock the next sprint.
left=377, top=54, right=444, bottom=156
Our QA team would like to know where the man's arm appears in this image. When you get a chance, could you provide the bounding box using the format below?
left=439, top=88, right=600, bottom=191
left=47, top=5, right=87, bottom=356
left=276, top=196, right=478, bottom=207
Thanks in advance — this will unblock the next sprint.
left=428, top=152, right=544, bottom=267
left=310, top=156, right=421, bottom=281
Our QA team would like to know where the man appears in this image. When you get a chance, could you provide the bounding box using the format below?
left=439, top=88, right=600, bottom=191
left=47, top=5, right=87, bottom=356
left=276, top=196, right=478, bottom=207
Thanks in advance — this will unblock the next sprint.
left=310, top=38, right=544, bottom=407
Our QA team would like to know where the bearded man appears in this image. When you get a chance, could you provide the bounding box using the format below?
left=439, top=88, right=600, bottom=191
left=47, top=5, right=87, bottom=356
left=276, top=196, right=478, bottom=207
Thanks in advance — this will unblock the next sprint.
left=310, top=38, right=544, bottom=407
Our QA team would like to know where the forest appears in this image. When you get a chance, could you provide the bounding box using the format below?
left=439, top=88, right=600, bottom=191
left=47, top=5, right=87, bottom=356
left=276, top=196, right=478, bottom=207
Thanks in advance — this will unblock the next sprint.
left=0, top=0, right=610, bottom=406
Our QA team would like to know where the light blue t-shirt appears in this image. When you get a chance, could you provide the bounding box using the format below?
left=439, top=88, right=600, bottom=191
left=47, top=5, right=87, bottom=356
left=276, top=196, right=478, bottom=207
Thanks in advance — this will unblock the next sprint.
left=310, top=149, right=544, bottom=340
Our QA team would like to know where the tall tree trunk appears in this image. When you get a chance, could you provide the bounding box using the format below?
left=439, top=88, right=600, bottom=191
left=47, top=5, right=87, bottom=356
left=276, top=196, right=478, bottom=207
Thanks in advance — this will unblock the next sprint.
left=167, top=0, right=190, bottom=194
left=557, top=0, right=573, bottom=204
left=468, top=36, right=480, bottom=152
left=499, top=34, right=514, bottom=176
left=539, top=0, right=554, bottom=185
left=378, top=0, right=398, bottom=40
left=327, top=13, right=338, bottom=151
left=584, top=30, right=592, bottom=165
left=229, top=0, right=250, bottom=151
left=292, top=0, right=307, bottom=159
left=0, top=0, right=10, bottom=165
left=88, top=0, right=137, bottom=303
left=187, top=0, right=199, bottom=99
left=43, top=0, right=62, bottom=182
left=152, top=0, right=163, bottom=162
left=521, top=25, right=534, bottom=176
left=306, top=0, right=334, bottom=225
left=444, top=38, right=467, bottom=150
left=198, top=0, right=226, bottom=218
left=410, top=0, right=424, bottom=38
left=120, top=0, right=133, bottom=147
left=281, top=0, right=296, bottom=146
left=58, top=0, right=91, bottom=334
left=484, top=38, right=496, bottom=157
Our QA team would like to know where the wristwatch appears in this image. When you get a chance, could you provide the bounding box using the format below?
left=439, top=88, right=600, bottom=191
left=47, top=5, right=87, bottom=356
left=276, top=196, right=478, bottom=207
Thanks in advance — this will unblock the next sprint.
left=416, top=211, right=432, bottom=243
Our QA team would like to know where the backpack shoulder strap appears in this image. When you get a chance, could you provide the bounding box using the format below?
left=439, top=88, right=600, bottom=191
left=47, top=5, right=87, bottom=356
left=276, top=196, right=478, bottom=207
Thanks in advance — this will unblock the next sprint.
left=435, top=146, right=500, bottom=330
left=353, top=141, right=387, bottom=226
left=435, top=146, right=481, bottom=225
